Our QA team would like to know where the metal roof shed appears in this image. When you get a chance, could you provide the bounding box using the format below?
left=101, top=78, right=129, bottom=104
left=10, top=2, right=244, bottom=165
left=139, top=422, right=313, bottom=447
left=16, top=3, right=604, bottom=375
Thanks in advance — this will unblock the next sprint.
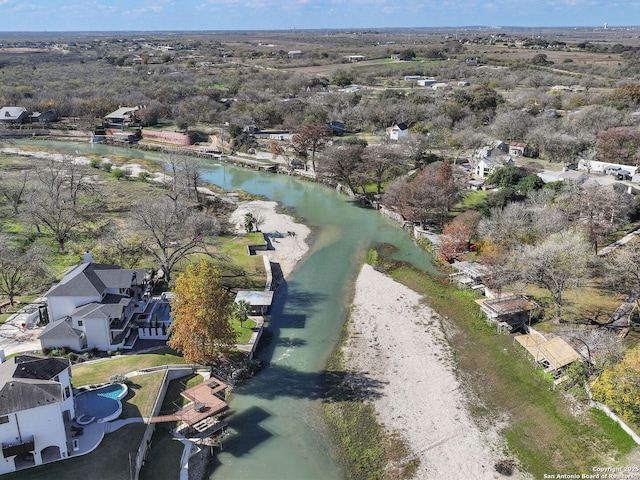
left=235, top=290, right=274, bottom=315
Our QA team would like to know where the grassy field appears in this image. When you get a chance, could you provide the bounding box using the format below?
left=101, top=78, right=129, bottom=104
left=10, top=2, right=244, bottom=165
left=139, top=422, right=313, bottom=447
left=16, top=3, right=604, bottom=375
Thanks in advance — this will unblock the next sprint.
left=71, top=349, right=186, bottom=387
left=2, top=423, right=146, bottom=480
left=213, top=232, right=267, bottom=290
left=122, top=371, right=166, bottom=418
left=387, top=263, right=638, bottom=477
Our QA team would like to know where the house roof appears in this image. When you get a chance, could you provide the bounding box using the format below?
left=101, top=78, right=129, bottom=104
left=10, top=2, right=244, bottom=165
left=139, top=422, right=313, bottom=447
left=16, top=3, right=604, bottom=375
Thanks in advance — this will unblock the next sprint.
left=478, top=155, right=513, bottom=168
left=71, top=294, right=130, bottom=320
left=515, top=334, right=580, bottom=371
left=0, top=107, right=27, bottom=120
left=479, top=295, right=533, bottom=317
left=387, top=123, right=408, bottom=132
left=8, top=356, right=69, bottom=381
left=235, top=290, right=274, bottom=307
left=450, top=261, right=495, bottom=280
left=46, top=263, right=142, bottom=298
left=0, top=380, right=63, bottom=415
left=104, top=106, right=141, bottom=120
left=39, top=317, right=84, bottom=341
left=0, top=356, right=69, bottom=415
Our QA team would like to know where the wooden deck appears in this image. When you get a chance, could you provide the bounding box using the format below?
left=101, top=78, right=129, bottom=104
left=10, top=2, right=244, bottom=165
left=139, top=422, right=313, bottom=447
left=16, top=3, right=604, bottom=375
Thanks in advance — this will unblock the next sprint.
left=150, top=376, right=228, bottom=426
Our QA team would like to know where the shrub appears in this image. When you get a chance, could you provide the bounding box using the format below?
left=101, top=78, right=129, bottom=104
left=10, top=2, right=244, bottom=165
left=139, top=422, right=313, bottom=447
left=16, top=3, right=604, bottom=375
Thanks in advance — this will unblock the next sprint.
left=111, top=168, right=125, bottom=180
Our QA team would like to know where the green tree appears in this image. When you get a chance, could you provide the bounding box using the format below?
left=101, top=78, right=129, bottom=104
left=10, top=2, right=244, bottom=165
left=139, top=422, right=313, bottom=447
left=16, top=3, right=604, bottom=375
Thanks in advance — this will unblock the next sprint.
left=233, top=300, right=252, bottom=328
left=244, top=213, right=256, bottom=233
left=592, top=345, right=640, bottom=426
left=486, top=165, right=528, bottom=189
left=168, top=259, right=237, bottom=364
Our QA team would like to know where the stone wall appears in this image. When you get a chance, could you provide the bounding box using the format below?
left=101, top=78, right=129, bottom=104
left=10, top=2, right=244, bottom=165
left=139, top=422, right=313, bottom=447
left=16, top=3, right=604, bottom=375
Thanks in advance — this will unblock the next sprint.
left=141, top=129, right=193, bottom=146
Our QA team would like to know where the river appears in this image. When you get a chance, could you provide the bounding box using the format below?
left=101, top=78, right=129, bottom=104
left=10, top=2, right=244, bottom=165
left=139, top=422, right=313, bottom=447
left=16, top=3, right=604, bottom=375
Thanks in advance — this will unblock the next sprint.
left=14, top=140, right=438, bottom=479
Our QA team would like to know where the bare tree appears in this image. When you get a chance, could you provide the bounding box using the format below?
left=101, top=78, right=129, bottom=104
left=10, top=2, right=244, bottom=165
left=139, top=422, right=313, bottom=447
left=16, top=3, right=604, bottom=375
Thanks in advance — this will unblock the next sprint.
left=383, top=161, right=463, bottom=228
left=317, top=144, right=365, bottom=196
left=179, top=156, right=205, bottom=204
left=557, top=182, right=633, bottom=254
left=514, top=231, right=593, bottom=323
left=92, top=227, right=147, bottom=269
left=362, top=144, right=407, bottom=195
left=290, top=124, right=332, bottom=172
left=605, top=241, right=640, bottom=318
left=129, top=197, right=220, bottom=283
left=0, top=171, right=29, bottom=216
left=0, top=235, right=50, bottom=306
left=26, top=156, right=96, bottom=252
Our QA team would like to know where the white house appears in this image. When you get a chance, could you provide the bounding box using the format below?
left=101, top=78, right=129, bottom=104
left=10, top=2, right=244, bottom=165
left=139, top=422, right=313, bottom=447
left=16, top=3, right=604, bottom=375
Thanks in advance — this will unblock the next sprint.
left=0, top=355, right=74, bottom=474
left=508, top=142, right=529, bottom=157
left=0, top=107, right=29, bottom=124
left=417, top=78, right=437, bottom=87
left=475, top=156, right=514, bottom=178
left=386, top=123, right=409, bottom=140
left=474, top=140, right=508, bottom=160
left=104, top=106, right=145, bottom=128
left=40, top=259, right=151, bottom=352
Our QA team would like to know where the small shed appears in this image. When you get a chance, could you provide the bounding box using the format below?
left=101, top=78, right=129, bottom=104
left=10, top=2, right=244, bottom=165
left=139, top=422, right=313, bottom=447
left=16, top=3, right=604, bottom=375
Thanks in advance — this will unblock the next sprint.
left=477, top=295, right=536, bottom=333
left=450, top=261, right=494, bottom=290
left=235, top=290, right=274, bottom=315
left=386, top=123, right=409, bottom=141
left=515, top=334, right=581, bottom=383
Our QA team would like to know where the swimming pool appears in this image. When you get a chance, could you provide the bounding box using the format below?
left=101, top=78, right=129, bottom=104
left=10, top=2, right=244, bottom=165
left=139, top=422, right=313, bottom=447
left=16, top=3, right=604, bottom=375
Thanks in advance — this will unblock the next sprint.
left=75, top=383, right=128, bottom=424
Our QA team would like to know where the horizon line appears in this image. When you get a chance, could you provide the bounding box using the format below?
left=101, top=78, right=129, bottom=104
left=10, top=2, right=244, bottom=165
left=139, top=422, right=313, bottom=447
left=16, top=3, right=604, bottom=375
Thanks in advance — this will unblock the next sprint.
left=0, top=25, right=639, bottom=35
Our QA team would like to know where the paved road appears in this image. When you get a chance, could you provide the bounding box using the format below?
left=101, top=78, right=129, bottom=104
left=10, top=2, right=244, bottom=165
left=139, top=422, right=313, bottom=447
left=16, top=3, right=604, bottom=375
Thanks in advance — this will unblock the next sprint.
left=0, top=301, right=45, bottom=356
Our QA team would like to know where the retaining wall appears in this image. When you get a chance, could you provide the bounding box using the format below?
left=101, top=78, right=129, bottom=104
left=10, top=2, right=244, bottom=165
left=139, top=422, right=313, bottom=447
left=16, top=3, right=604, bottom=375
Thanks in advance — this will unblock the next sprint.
left=141, top=129, right=193, bottom=146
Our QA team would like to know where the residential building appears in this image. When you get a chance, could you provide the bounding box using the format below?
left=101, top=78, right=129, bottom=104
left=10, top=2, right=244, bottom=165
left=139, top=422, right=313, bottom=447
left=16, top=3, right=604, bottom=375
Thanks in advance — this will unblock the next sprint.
left=0, top=107, right=29, bottom=125
left=508, top=142, right=529, bottom=157
left=475, top=155, right=514, bottom=178
left=474, top=140, right=508, bottom=160
left=39, top=257, right=152, bottom=352
left=386, top=122, right=409, bottom=141
left=0, top=355, right=74, bottom=474
left=104, top=106, right=145, bottom=129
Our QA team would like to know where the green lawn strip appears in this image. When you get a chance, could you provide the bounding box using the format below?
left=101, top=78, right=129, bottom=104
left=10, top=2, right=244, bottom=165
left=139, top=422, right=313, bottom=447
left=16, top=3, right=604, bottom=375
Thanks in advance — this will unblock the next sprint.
left=231, top=316, right=258, bottom=344
left=71, top=349, right=186, bottom=387
left=589, top=409, right=638, bottom=458
left=2, top=423, right=146, bottom=480
left=140, top=374, right=204, bottom=480
left=122, top=371, right=166, bottom=419
left=388, top=264, right=630, bottom=476
left=208, top=233, right=267, bottom=290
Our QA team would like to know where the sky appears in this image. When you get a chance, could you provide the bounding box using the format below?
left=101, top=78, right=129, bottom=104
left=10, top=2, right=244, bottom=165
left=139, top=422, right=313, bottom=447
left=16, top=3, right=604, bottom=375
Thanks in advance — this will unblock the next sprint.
left=0, top=0, right=637, bottom=32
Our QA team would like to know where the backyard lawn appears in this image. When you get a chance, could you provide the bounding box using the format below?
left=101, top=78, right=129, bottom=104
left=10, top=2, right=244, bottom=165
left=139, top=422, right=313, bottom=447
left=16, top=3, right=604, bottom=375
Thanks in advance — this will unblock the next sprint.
left=71, top=349, right=186, bottom=387
left=2, top=423, right=146, bottom=480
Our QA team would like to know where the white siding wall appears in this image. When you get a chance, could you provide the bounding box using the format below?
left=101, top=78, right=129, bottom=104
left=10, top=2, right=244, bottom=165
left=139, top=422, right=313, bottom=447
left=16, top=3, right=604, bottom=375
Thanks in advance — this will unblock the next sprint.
left=84, top=319, right=111, bottom=350
left=47, top=295, right=100, bottom=322
left=0, top=403, right=67, bottom=473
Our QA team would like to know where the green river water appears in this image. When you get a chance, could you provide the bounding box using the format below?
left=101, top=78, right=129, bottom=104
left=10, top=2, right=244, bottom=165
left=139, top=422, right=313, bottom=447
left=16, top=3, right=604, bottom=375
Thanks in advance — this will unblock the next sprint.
left=14, top=141, right=439, bottom=479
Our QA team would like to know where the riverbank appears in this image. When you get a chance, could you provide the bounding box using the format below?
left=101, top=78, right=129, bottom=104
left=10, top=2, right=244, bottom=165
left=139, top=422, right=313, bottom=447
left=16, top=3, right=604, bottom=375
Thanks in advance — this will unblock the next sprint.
left=343, top=264, right=510, bottom=479
left=228, top=200, right=311, bottom=280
